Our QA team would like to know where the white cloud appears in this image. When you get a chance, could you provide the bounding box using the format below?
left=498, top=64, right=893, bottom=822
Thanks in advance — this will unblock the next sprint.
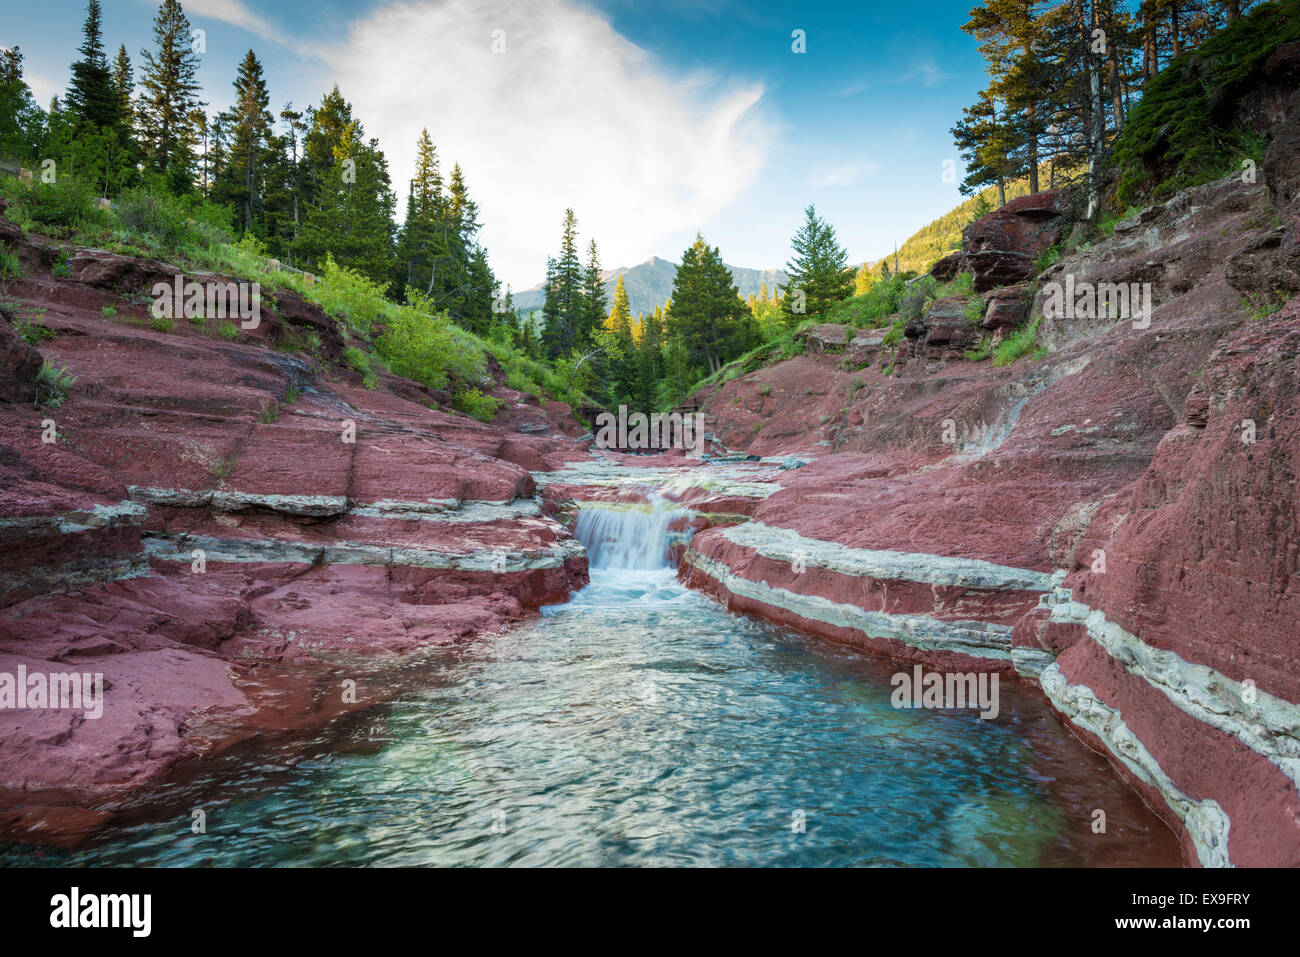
left=180, top=0, right=280, bottom=43
left=319, top=0, right=772, bottom=289
left=804, top=161, right=878, bottom=188
left=836, top=58, right=949, bottom=97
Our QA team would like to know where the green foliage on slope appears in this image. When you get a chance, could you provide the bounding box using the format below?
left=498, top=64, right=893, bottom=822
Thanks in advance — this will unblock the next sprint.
left=1113, top=0, right=1300, bottom=205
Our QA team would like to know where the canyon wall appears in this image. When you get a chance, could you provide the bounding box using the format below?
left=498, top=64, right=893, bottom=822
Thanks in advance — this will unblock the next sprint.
left=681, top=90, right=1300, bottom=867
left=0, top=217, right=591, bottom=845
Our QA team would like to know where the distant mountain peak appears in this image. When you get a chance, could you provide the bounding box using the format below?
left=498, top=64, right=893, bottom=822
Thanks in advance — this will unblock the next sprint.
left=514, top=256, right=787, bottom=318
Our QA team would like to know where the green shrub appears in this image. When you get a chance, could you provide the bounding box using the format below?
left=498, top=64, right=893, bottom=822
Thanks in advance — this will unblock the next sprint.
left=898, top=276, right=938, bottom=324
left=1242, top=291, right=1289, bottom=320
left=150, top=315, right=174, bottom=333
left=342, top=345, right=372, bottom=374
left=376, top=303, right=485, bottom=391
left=218, top=321, right=239, bottom=340
left=881, top=317, right=906, bottom=346
left=993, top=316, right=1044, bottom=366
left=9, top=177, right=108, bottom=237
left=0, top=249, right=23, bottom=287
left=1034, top=245, right=1062, bottom=275
left=101, top=305, right=116, bottom=318
left=35, top=360, right=76, bottom=407
left=823, top=274, right=909, bottom=329
left=51, top=249, right=73, bottom=278
left=17, top=314, right=55, bottom=344
left=452, top=386, right=502, bottom=422
left=1112, top=1, right=1300, bottom=205
left=114, top=187, right=231, bottom=258
left=311, top=255, right=391, bottom=336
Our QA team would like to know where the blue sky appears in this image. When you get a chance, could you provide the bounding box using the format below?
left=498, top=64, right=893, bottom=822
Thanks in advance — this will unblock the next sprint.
left=10, top=0, right=988, bottom=290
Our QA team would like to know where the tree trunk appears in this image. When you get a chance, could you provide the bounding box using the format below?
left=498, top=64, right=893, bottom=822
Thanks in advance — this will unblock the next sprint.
left=1226, top=0, right=1239, bottom=23
left=1143, top=9, right=1156, bottom=81
left=1085, top=0, right=1106, bottom=220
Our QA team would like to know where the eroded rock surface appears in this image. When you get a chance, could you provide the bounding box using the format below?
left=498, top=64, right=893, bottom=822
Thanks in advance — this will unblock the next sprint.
left=680, top=103, right=1300, bottom=866
left=0, top=215, right=592, bottom=844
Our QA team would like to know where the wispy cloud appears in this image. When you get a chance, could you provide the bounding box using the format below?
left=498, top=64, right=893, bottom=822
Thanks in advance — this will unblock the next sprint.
left=804, top=161, right=879, bottom=188
left=178, top=0, right=279, bottom=40
left=837, top=58, right=950, bottom=97
left=320, top=0, right=773, bottom=288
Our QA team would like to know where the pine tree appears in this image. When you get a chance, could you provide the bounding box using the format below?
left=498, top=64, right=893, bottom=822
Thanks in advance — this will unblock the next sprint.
left=603, top=275, right=636, bottom=404
left=189, top=106, right=210, bottom=194
left=278, top=103, right=306, bottom=237
left=213, top=50, right=273, bottom=233
left=780, top=205, right=853, bottom=325
left=854, top=262, right=874, bottom=297
left=951, top=89, right=1016, bottom=202
left=395, top=128, right=446, bottom=299
left=111, top=45, right=133, bottom=136
left=464, top=243, right=497, bottom=335
left=66, top=1, right=121, bottom=131
left=541, top=208, right=585, bottom=358
left=441, top=162, right=478, bottom=321
left=580, top=239, right=607, bottom=346
left=669, top=234, right=757, bottom=375
left=295, top=85, right=396, bottom=283
left=0, top=46, right=44, bottom=161
left=137, top=0, right=203, bottom=191
left=633, top=306, right=665, bottom=412
left=962, top=0, right=1048, bottom=195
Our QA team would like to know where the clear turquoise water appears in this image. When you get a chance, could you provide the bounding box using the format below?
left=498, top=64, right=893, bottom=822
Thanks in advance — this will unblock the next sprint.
left=3, top=558, right=1180, bottom=867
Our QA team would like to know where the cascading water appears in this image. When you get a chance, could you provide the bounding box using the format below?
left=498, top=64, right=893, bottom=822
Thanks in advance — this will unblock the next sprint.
left=572, top=494, right=683, bottom=571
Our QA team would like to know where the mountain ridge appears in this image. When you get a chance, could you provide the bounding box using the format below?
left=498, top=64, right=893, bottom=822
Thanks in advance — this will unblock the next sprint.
left=512, top=256, right=789, bottom=318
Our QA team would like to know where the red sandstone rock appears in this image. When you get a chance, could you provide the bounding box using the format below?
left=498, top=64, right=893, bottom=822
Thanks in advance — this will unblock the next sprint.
left=0, top=319, right=42, bottom=404
left=796, top=323, right=849, bottom=354
left=963, top=188, right=1072, bottom=291
left=929, top=250, right=964, bottom=282
left=982, top=284, right=1030, bottom=331
left=0, top=222, right=592, bottom=845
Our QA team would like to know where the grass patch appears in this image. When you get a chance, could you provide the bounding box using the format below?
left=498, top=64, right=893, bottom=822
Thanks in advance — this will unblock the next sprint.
left=210, top=456, right=235, bottom=481
left=1034, top=245, right=1062, bottom=275
left=993, top=316, right=1045, bottom=367
left=1242, top=291, right=1290, bottom=320
left=1, top=176, right=110, bottom=239
left=150, top=315, right=174, bottom=333
left=16, top=313, right=56, bottom=344
left=342, top=346, right=372, bottom=374
left=35, top=360, right=76, bottom=407
left=881, top=317, right=906, bottom=346
left=0, top=249, right=23, bottom=289
left=218, top=321, right=240, bottom=341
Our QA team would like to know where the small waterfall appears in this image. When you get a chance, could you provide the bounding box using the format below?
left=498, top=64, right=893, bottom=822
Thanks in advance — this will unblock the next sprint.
left=573, top=497, right=683, bottom=570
